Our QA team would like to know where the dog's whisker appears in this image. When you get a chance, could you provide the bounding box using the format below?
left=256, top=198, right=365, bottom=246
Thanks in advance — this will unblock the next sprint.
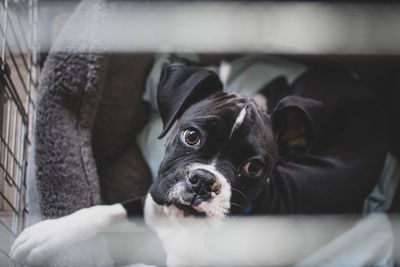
left=230, top=202, right=245, bottom=212
left=231, top=188, right=249, bottom=204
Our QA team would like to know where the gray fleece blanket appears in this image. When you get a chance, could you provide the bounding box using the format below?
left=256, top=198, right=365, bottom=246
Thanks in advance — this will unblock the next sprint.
left=28, top=0, right=153, bottom=265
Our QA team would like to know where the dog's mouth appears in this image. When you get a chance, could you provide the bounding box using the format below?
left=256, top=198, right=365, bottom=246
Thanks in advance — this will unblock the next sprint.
left=175, top=202, right=206, bottom=217
left=160, top=176, right=231, bottom=219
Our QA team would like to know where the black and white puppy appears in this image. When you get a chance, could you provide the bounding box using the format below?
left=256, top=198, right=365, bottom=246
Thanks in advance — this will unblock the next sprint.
left=11, top=64, right=387, bottom=265
left=145, top=65, right=280, bottom=221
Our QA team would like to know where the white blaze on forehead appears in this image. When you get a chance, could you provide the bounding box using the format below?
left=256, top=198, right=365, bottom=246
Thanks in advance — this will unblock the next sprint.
left=229, top=105, right=247, bottom=139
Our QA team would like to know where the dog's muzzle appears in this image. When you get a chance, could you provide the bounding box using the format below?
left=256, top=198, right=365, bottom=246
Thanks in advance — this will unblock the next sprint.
left=183, top=169, right=221, bottom=206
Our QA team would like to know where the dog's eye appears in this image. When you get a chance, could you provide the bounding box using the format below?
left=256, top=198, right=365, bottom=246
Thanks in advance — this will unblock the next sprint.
left=182, top=129, right=201, bottom=146
left=242, top=159, right=265, bottom=177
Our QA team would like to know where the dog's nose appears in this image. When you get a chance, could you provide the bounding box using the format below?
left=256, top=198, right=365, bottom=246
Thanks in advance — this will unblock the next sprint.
left=187, top=169, right=221, bottom=198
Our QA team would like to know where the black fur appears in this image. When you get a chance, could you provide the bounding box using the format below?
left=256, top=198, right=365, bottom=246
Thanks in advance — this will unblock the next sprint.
left=150, top=91, right=278, bottom=215
left=157, top=66, right=223, bottom=138
left=149, top=65, right=387, bottom=215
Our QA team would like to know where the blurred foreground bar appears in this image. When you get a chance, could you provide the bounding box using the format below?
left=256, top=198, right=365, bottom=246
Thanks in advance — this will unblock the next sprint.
left=40, top=1, right=400, bottom=55
left=100, top=214, right=400, bottom=266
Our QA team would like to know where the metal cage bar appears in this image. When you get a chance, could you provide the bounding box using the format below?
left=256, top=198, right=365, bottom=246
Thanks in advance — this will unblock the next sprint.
left=0, top=0, right=38, bottom=266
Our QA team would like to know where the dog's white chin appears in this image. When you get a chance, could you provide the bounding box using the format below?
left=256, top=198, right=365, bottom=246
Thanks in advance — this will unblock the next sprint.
left=196, top=200, right=230, bottom=218
left=163, top=202, right=229, bottom=221
left=163, top=204, right=186, bottom=219
left=144, top=194, right=228, bottom=229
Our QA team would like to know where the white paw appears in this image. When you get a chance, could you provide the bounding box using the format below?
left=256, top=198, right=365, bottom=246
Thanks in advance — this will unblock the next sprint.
left=11, top=204, right=126, bottom=265
left=11, top=218, right=71, bottom=265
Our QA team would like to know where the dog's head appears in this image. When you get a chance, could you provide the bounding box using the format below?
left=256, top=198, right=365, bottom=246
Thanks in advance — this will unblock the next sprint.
left=149, top=66, right=316, bottom=219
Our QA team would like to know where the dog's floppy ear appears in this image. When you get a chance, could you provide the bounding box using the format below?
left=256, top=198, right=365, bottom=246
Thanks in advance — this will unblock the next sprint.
left=157, top=66, right=223, bottom=138
left=271, top=96, right=325, bottom=156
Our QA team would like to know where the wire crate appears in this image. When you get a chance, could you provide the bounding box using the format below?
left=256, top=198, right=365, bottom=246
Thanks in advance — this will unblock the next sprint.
left=0, top=0, right=38, bottom=266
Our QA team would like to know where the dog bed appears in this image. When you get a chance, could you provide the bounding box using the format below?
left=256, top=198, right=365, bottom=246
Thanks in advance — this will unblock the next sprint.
left=27, top=0, right=154, bottom=265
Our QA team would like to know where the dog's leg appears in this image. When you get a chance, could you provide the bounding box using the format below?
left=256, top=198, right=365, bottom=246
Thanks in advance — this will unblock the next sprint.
left=11, top=204, right=129, bottom=265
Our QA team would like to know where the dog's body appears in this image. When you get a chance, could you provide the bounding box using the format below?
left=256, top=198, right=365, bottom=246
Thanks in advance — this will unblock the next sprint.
left=11, top=63, right=387, bottom=265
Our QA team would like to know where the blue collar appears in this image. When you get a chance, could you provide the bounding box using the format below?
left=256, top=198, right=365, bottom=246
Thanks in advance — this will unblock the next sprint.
left=244, top=204, right=253, bottom=214
left=243, top=177, right=271, bottom=215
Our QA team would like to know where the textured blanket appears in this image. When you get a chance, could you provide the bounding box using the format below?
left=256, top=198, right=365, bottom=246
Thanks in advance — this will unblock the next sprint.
left=28, top=0, right=153, bottom=265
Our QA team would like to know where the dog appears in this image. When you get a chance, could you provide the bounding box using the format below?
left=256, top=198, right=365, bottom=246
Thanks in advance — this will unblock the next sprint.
left=11, top=64, right=387, bottom=265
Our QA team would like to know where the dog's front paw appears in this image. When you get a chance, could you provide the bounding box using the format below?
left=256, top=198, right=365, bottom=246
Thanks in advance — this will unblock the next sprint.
left=11, top=217, right=73, bottom=265
left=11, top=204, right=126, bottom=265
